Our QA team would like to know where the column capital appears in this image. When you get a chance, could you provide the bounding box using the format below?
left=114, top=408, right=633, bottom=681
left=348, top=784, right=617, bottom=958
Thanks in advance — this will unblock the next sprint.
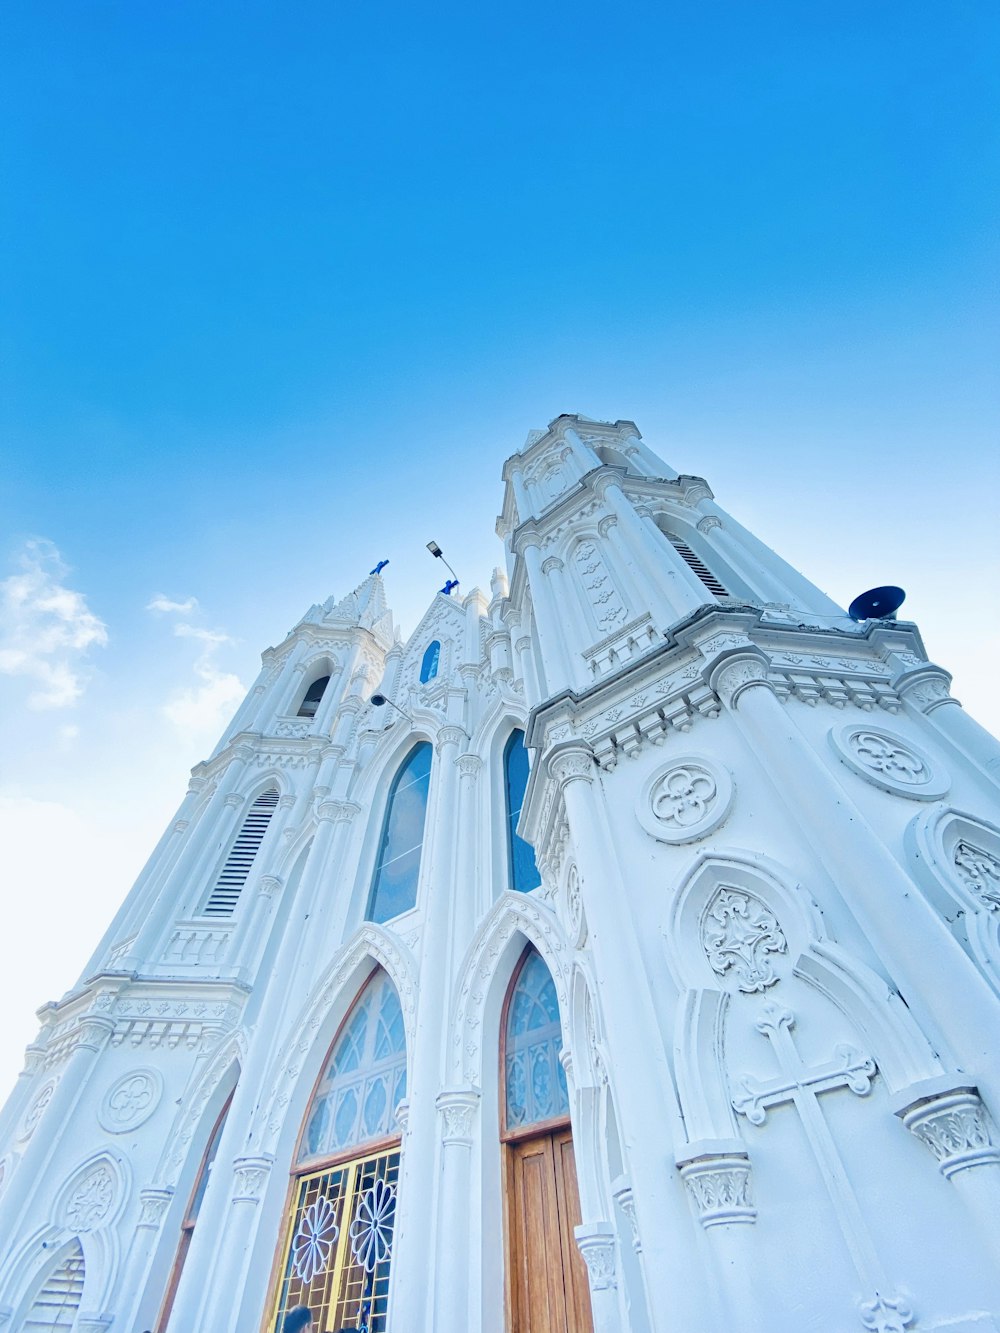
left=137, top=1186, right=175, bottom=1229
left=231, top=1154, right=275, bottom=1203
left=72, top=1015, right=116, bottom=1055
left=436, top=1087, right=480, bottom=1146
left=611, top=1174, right=641, bottom=1254
left=573, top=1221, right=617, bottom=1291
left=894, top=666, right=955, bottom=714
left=676, top=1143, right=757, bottom=1228
left=894, top=1085, right=999, bottom=1178
left=224, top=792, right=246, bottom=810
left=547, top=743, right=597, bottom=788
left=541, top=555, right=564, bottom=575
left=456, top=753, right=484, bottom=779
left=708, top=651, right=774, bottom=710
left=435, top=725, right=467, bottom=754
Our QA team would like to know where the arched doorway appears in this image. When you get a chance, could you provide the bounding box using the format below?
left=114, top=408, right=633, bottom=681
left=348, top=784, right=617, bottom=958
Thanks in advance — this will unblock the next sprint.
left=502, top=947, right=593, bottom=1333
left=268, top=968, right=407, bottom=1332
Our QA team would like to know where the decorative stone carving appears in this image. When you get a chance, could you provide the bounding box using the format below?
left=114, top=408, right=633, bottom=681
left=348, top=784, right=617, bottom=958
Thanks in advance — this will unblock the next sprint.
left=223, top=792, right=245, bottom=809
left=66, top=1163, right=115, bottom=1231
left=954, top=841, right=1000, bottom=910
left=829, top=724, right=950, bottom=800
left=639, top=756, right=734, bottom=844
left=611, top=1175, right=642, bottom=1252
left=701, top=887, right=787, bottom=992
left=858, top=1292, right=914, bottom=1332
left=573, top=1222, right=617, bottom=1291
left=712, top=655, right=772, bottom=709
left=732, top=1004, right=875, bottom=1126
left=677, top=1151, right=756, bottom=1227
left=697, top=514, right=723, bottom=534
left=232, top=1154, right=274, bottom=1203
left=548, top=746, right=596, bottom=787
left=137, top=1186, right=174, bottom=1228
left=436, top=724, right=467, bottom=752
left=565, top=863, right=586, bottom=948
left=896, top=1088, right=1000, bottom=1178
left=20, top=1080, right=56, bottom=1140
left=259, top=875, right=283, bottom=897
left=456, top=754, right=484, bottom=779
left=99, top=1068, right=163, bottom=1133
left=573, top=541, right=628, bottom=632
left=436, top=1088, right=480, bottom=1146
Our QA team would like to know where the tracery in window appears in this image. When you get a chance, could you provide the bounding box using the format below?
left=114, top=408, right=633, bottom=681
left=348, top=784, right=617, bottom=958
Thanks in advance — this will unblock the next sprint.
left=367, top=743, right=432, bottom=923
left=504, top=730, right=541, bottom=894
left=419, top=640, right=440, bottom=684
left=270, top=970, right=405, bottom=1333
left=503, top=948, right=569, bottom=1131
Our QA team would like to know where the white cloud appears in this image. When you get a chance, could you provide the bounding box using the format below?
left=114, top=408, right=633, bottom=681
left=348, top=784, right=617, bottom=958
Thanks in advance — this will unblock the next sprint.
left=147, top=594, right=247, bottom=743
left=0, top=538, right=108, bottom=709
left=146, top=594, right=199, bottom=615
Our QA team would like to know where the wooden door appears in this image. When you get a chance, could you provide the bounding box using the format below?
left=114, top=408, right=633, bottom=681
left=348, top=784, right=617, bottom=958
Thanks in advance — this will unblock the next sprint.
left=505, top=1127, right=594, bottom=1333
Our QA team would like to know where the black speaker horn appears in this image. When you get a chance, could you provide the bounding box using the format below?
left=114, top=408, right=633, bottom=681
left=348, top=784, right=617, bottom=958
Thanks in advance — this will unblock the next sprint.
left=848, top=585, right=906, bottom=622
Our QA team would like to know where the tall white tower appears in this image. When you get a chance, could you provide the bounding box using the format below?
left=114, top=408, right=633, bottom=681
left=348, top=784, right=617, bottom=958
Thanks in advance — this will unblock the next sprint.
left=1, top=415, right=999, bottom=1333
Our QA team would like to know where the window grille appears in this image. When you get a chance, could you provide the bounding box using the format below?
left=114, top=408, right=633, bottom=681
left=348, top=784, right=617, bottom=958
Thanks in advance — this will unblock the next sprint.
left=668, top=537, right=729, bottom=596
left=203, top=789, right=279, bottom=917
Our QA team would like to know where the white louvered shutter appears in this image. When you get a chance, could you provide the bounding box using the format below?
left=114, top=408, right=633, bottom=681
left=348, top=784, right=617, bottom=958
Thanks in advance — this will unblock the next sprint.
left=23, top=1241, right=85, bottom=1330
left=203, top=789, right=279, bottom=917
left=668, top=537, right=729, bottom=597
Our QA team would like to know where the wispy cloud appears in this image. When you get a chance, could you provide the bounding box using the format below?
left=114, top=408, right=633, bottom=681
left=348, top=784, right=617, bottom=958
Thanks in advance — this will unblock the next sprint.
left=0, top=539, right=108, bottom=709
left=147, top=594, right=246, bottom=741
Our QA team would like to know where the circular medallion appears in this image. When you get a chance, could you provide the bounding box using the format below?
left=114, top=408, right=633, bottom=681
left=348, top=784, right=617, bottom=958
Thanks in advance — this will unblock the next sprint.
left=637, top=757, right=734, bottom=844
left=829, top=725, right=949, bottom=800
left=99, top=1068, right=163, bottom=1133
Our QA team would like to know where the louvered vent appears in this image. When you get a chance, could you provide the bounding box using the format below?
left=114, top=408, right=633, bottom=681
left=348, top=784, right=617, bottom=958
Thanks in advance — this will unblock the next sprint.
left=23, top=1241, right=85, bottom=1330
left=668, top=538, right=729, bottom=597
left=203, top=789, right=279, bottom=917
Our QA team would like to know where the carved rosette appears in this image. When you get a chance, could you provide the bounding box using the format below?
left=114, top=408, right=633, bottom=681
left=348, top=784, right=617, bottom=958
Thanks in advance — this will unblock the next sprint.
left=829, top=724, right=950, bottom=800
left=137, top=1186, right=175, bottom=1229
left=897, top=1089, right=1000, bottom=1178
left=953, top=841, right=1000, bottom=910
left=573, top=1222, right=618, bottom=1291
left=700, top=886, right=787, bottom=993
left=98, top=1068, right=163, bottom=1133
left=677, top=1151, right=756, bottom=1228
left=232, top=1154, right=274, bottom=1203
left=639, top=756, right=734, bottom=844
left=436, top=1088, right=480, bottom=1147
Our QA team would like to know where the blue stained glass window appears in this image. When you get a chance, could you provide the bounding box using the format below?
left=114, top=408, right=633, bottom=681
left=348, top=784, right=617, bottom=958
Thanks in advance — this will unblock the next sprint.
left=504, top=730, right=541, bottom=894
left=504, top=949, right=569, bottom=1130
left=368, top=742, right=432, bottom=923
left=300, top=970, right=407, bottom=1163
left=419, top=640, right=441, bottom=684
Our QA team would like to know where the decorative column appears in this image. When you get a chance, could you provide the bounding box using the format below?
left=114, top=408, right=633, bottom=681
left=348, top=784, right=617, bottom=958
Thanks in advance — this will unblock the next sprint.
left=389, top=725, right=467, bottom=1322
left=173, top=1155, right=275, bottom=1331
left=574, top=1222, right=620, bottom=1333
left=102, top=1185, right=175, bottom=1333
left=431, top=1088, right=480, bottom=1333
left=894, top=1082, right=1000, bottom=1262
left=676, top=1143, right=764, bottom=1333
left=521, top=537, right=573, bottom=693
left=895, top=669, right=1000, bottom=791
left=225, top=790, right=302, bottom=974
left=0, top=1016, right=114, bottom=1239
left=547, top=745, right=691, bottom=1330
left=710, top=652, right=1000, bottom=1115
left=599, top=479, right=696, bottom=625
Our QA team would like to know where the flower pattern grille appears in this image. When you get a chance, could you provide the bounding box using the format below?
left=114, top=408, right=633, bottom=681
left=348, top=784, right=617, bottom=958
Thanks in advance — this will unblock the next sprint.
left=701, top=887, right=787, bottom=993
left=292, top=1195, right=340, bottom=1284
left=349, top=1178, right=396, bottom=1273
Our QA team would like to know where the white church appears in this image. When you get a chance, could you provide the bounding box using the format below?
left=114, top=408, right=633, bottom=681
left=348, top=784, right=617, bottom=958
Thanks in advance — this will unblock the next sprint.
left=2, top=414, right=1000, bottom=1333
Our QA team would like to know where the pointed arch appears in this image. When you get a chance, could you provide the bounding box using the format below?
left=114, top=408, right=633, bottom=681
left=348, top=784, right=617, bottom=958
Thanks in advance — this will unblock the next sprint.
left=154, top=1031, right=245, bottom=1188
left=16, top=1237, right=84, bottom=1331
left=255, top=923, right=418, bottom=1157
left=451, top=890, right=570, bottom=1086
left=202, top=783, right=283, bottom=917
left=906, top=806, right=1000, bottom=995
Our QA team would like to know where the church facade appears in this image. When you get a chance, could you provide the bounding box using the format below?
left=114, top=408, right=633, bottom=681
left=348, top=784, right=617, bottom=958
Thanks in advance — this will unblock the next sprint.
left=2, top=414, right=1000, bottom=1333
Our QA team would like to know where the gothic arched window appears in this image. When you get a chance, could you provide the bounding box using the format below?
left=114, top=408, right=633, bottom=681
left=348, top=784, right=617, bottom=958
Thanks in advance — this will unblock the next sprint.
left=203, top=787, right=280, bottom=917
left=503, top=948, right=569, bottom=1131
left=367, top=743, right=432, bottom=923
left=297, top=674, right=331, bottom=718
left=504, top=730, right=541, bottom=894
left=419, top=640, right=440, bottom=684
left=269, top=969, right=405, bottom=1333
left=155, top=1091, right=234, bottom=1332
left=21, top=1239, right=85, bottom=1331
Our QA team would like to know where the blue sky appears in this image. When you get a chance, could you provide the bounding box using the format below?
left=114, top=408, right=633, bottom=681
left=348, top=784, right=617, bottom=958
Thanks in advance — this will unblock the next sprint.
left=2, top=1, right=998, bottom=1097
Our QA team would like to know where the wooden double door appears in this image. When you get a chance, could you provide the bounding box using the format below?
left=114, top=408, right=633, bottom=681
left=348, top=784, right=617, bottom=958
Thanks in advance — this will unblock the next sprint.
left=505, top=1126, right=594, bottom=1333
